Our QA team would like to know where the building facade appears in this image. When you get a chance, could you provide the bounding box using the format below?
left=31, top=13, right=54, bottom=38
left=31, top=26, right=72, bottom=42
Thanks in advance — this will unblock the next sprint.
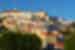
left=0, top=10, right=49, bottom=47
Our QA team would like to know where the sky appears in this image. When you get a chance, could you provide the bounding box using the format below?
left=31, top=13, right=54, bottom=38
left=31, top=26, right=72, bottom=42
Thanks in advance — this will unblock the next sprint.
left=0, top=0, right=74, bottom=21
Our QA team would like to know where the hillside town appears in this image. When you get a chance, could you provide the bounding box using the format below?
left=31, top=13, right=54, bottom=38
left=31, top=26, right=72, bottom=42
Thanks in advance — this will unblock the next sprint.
left=0, top=10, right=75, bottom=50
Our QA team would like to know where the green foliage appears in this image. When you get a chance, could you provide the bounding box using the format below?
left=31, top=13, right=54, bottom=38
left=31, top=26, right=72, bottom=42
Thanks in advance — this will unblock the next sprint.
left=64, top=31, right=75, bottom=50
left=16, top=33, right=42, bottom=50
left=0, top=32, right=42, bottom=50
left=0, top=31, right=17, bottom=50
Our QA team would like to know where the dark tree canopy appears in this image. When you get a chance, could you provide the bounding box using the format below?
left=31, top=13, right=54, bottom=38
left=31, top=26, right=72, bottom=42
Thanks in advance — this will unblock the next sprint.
left=71, top=22, right=75, bottom=28
left=16, top=33, right=42, bottom=50
left=0, top=31, right=42, bottom=50
left=0, top=31, right=17, bottom=50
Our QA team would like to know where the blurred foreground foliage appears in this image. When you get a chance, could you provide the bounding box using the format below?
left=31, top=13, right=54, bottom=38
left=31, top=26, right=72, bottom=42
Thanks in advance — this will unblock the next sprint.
left=0, top=31, right=42, bottom=50
left=64, top=29, right=75, bottom=50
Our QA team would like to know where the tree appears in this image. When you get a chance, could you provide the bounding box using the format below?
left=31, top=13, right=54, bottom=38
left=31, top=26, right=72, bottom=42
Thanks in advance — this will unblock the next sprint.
left=16, top=32, right=42, bottom=50
left=31, top=34, right=42, bottom=50
left=63, top=26, right=75, bottom=50
left=71, top=22, right=75, bottom=28
left=0, top=31, right=17, bottom=50
left=65, top=32, right=75, bottom=50
left=49, top=16, right=58, bottom=23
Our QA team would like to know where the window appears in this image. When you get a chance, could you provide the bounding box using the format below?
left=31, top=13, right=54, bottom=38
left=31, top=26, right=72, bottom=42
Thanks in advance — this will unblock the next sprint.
left=40, top=17, right=46, bottom=22
left=32, top=15, right=39, bottom=21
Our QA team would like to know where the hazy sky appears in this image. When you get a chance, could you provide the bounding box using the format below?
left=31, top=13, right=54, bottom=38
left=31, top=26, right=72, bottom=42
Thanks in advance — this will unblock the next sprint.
left=0, top=0, right=74, bottom=20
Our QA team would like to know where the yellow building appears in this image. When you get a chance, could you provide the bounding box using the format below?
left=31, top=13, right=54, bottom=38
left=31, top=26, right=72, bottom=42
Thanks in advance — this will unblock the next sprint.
left=1, top=10, right=32, bottom=31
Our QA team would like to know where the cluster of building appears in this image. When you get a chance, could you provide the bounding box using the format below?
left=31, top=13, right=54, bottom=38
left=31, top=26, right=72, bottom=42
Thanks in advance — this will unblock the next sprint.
left=0, top=10, right=68, bottom=49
